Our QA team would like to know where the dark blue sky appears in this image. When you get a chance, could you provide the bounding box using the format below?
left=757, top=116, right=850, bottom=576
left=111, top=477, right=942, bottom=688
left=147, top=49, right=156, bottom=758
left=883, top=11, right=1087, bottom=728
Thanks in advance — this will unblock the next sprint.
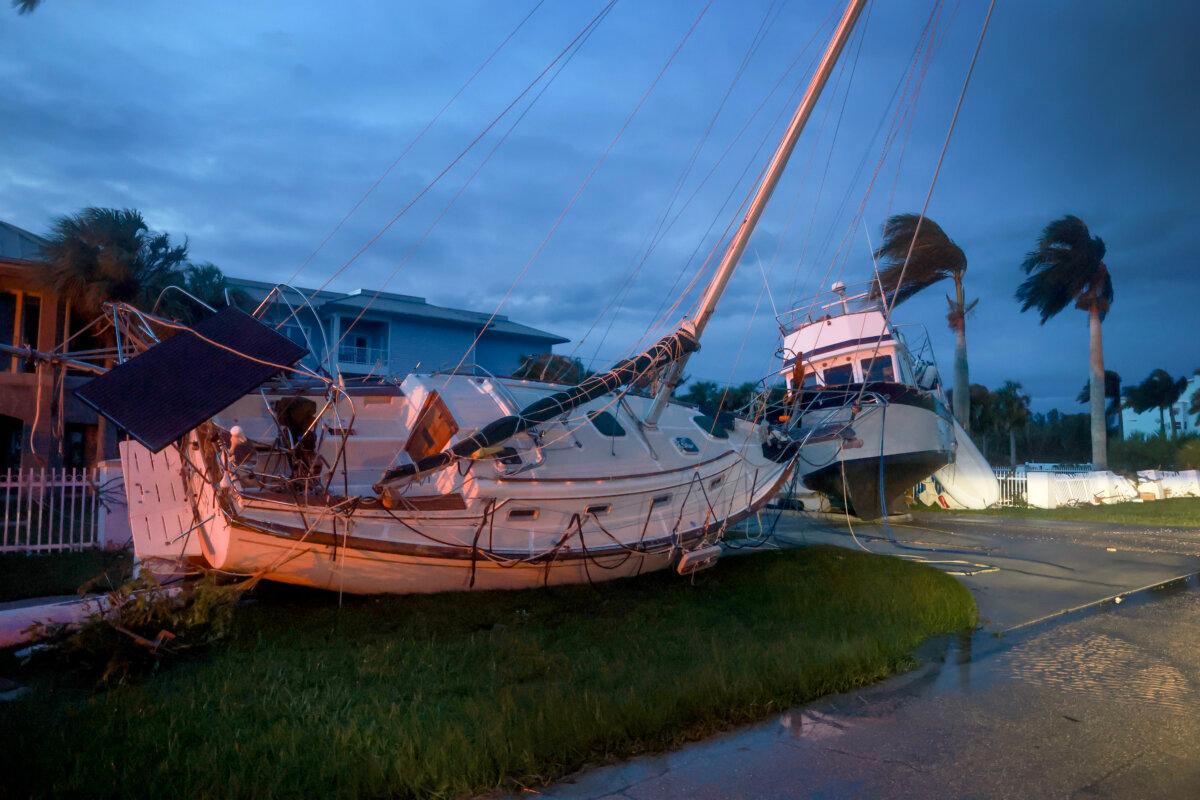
left=2, top=0, right=1197, bottom=410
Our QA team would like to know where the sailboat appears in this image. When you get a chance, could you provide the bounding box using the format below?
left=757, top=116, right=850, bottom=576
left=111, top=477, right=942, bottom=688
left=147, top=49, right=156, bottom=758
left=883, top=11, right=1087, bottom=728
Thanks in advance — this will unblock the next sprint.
left=772, top=279, right=956, bottom=519
left=70, top=0, right=874, bottom=595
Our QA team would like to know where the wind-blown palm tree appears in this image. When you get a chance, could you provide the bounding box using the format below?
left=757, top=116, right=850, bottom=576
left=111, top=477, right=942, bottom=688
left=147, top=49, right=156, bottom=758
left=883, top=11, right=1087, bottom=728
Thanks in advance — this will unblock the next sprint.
left=1017, top=215, right=1113, bottom=468
left=41, top=208, right=233, bottom=460
left=1123, top=369, right=1187, bottom=437
left=42, top=208, right=189, bottom=320
left=870, top=213, right=973, bottom=429
left=991, top=380, right=1030, bottom=468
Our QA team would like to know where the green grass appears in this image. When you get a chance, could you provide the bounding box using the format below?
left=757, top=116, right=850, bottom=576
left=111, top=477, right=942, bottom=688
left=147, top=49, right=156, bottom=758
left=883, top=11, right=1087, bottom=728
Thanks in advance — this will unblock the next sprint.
left=917, top=497, right=1200, bottom=529
left=0, top=549, right=133, bottom=603
left=0, top=546, right=975, bottom=799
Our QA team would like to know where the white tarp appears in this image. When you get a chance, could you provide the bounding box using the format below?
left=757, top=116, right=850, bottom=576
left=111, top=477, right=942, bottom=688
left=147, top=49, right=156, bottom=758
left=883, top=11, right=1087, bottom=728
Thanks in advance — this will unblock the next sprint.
left=1136, top=469, right=1200, bottom=499
left=913, top=419, right=1000, bottom=509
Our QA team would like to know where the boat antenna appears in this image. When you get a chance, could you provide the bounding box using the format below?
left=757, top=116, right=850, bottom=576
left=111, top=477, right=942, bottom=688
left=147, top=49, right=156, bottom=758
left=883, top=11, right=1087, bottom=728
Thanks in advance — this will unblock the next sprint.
left=644, top=0, right=869, bottom=426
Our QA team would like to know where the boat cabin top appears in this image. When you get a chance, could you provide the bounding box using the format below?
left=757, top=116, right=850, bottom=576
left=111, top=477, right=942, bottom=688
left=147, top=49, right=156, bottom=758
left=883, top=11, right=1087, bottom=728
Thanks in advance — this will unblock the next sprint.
left=777, top=282, right=918, bottom=391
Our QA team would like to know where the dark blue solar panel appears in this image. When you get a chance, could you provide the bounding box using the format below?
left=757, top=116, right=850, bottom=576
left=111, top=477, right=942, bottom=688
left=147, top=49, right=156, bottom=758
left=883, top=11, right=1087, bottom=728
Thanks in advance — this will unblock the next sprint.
left=76, top=307, right=308, bottom=452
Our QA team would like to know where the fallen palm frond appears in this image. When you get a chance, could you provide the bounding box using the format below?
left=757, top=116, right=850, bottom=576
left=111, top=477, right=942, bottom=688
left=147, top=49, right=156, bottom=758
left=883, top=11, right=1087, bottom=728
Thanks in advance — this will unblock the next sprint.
left=25, top=572, right=240, bottom=686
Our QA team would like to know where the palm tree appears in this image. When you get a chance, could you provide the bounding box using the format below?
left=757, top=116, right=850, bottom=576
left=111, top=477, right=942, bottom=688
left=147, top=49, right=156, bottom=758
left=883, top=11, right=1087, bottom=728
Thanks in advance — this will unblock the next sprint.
left=966, top=383, right=996, bottom=458
left=42, top=208, right=190, bottom=321
left=870, top=214, right=973, bottom=429
left=1017, top=215, right=1113, bottom=468
left=990, top=380, right=1030, bottom=468
left=41, top=208, right=232, bottom=461
left=1123, top=369, right=1187, bottom=437
left=1077, top=369, right=1122, bottom=438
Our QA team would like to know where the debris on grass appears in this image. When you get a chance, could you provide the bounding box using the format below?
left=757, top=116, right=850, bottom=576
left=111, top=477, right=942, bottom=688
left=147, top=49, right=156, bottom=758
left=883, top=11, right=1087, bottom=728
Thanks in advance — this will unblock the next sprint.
left=24, top=573, right=239, bottom=687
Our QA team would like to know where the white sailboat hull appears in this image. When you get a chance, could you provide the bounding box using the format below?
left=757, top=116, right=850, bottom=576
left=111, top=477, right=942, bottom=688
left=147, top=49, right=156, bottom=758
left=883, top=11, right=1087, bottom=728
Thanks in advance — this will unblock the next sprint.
left=128, top=376, right=794, bottom=595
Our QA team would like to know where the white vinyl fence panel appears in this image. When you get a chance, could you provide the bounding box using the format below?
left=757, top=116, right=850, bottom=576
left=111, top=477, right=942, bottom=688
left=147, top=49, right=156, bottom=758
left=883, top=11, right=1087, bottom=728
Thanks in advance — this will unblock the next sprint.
left=991, top=469, right=1027, bottom=507
left=0, top=467, right=118, bottom=554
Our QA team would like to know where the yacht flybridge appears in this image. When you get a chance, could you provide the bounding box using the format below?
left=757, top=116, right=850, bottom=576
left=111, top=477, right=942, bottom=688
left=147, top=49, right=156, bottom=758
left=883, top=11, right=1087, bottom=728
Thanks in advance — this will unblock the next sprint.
left=66, top=0, right=874, bottom=594
left=775, top=281, right=956, bottom=519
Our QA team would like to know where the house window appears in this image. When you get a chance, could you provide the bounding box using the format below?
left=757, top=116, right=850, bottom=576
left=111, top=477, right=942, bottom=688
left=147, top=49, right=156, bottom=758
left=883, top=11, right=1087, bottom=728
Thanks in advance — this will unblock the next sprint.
left=0, top=290, right=41, bottom=372
left=0, top=414, right=22, bottom=471
left=279, top=321, right=310, bottom=348
left=822, top=364, right=854, bottom=386
left=588, top=410, right=626, bottom=437
left=64, top=423, right=96, bottom=468
left=860, top=356, right=895, bottom=383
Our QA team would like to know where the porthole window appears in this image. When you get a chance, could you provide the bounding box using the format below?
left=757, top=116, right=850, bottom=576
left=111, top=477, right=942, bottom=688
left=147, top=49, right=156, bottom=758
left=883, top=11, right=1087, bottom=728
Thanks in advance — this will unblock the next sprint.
left=588, top=410, right=626, bottom=437
left=584, top=503, right=611, bottom=516
left=508, top=508, right=539, bottom=520
left=651, top=494, right=672, bottom=508
left=673, top=436, right=700, bottom=454
left=709, top=476, right=723, bottom=489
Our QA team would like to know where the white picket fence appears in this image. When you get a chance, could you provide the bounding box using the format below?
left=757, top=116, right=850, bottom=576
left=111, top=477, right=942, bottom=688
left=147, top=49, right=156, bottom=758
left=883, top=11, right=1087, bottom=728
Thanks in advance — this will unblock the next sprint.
left=0, top=467, right=111, bottom=553
left=991, top=469, right=1027, bottom=507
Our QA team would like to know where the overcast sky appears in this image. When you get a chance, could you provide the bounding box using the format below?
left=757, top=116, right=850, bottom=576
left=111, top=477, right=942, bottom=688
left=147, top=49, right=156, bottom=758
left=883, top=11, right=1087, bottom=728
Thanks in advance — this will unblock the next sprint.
left=2, top=0, right=1197, bottom=410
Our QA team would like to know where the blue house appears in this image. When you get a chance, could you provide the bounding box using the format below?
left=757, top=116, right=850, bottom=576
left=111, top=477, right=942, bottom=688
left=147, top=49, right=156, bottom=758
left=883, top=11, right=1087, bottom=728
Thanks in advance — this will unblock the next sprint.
left=226, top=277, right=568, bottom=380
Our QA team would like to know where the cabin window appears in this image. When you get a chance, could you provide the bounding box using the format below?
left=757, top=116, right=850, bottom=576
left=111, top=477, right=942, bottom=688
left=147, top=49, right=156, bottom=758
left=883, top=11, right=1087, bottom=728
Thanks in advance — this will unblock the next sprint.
left=822, top=364, right=854, bottom=386
left=709, top=476, right=723, bottom=490
left=673, top=436, right=700, bottom=454
left=651, top=494, right=672, bottom=508
left=405, top=391, right=459, bottom=462
left=692, top=414, right=733, bottom=439
left=584, top=503, right=611, bottom=516
left=588, top=410, right=626, bottom=437
left=860, top=356, right=895, bottom=383
left=508, top=507, right=539, bottom=520
left=801, top=372, right=819, bottom=389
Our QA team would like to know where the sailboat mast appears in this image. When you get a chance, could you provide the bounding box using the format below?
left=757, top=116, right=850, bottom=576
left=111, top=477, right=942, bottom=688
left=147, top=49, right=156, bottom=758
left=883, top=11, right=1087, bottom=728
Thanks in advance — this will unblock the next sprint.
left=645, top=0, right=868, bottom=425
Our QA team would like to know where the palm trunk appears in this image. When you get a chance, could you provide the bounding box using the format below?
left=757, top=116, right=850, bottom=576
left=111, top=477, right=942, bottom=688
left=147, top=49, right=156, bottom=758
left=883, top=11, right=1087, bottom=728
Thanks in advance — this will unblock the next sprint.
left=1158, top=407, right=1166, bottom=436
left=1168, top=404, right=1178, bottom=438
left=952, top=325, right=969, bottom=429
left=1088, top=306, right=1107, bottom=468
left=951, top=276, right=970, bottom=429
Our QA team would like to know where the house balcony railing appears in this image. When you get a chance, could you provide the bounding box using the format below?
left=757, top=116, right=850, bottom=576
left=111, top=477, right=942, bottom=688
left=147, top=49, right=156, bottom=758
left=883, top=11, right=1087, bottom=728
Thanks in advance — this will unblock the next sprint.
left=337, top=345, right=388, bottom=367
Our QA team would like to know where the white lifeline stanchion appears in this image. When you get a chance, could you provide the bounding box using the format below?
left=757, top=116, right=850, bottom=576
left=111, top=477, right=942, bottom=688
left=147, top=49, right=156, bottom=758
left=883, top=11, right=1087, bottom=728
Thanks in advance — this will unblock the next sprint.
left=644, top=0, right=869, bottom=427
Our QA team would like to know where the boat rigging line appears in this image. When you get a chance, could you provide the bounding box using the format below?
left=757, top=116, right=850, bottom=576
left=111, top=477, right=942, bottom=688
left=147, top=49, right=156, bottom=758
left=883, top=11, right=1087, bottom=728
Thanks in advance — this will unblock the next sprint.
left=283, top=1, right=548, bottom=291
left=435, top=0, right=716, bottom=388
left=297, top=0, right=620, bottom=308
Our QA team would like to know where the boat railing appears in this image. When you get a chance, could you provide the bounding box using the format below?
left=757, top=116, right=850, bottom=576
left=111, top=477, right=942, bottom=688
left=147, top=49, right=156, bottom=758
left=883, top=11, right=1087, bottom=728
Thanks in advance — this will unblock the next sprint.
left=775, top=279, right=883, bottom=332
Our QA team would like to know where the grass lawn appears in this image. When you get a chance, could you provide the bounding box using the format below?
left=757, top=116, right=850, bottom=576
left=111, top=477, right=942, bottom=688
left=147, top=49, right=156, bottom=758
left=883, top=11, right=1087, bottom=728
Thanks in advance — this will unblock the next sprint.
left=917, top=497, right=1200, bottom=529
left=0, top=546, right=975, bottom=799
left=0, top=549, right=133, bottom=603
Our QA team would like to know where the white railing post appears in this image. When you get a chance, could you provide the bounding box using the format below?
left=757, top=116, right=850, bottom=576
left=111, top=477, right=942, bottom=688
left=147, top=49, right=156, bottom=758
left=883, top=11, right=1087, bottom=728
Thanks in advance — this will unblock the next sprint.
left=95, top=466, right=107, bottom=550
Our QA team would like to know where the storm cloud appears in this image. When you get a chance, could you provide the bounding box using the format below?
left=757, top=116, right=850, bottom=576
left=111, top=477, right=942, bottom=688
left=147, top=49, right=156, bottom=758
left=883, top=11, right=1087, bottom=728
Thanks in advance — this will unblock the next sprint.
left=2, top=0, right=1197, bottom=409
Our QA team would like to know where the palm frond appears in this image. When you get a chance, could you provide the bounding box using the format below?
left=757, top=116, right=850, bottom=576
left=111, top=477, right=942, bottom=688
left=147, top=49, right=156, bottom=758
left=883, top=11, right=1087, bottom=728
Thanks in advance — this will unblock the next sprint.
left=869, top=213, right=966, bottom=306
left=1016, top=215, right=1111, bottom=323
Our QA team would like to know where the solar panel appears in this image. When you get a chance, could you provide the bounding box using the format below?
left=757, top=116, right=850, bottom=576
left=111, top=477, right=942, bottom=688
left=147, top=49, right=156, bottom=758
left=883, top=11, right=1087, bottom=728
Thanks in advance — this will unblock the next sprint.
left=76, top=307, right=308, bottom=452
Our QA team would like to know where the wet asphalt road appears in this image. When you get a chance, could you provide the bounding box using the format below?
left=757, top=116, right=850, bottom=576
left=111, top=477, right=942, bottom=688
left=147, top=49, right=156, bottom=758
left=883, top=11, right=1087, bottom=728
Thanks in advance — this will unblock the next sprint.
left=771, top=511, right=1200, bottom=630
left=537, top=512, right=1200, bottom=799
